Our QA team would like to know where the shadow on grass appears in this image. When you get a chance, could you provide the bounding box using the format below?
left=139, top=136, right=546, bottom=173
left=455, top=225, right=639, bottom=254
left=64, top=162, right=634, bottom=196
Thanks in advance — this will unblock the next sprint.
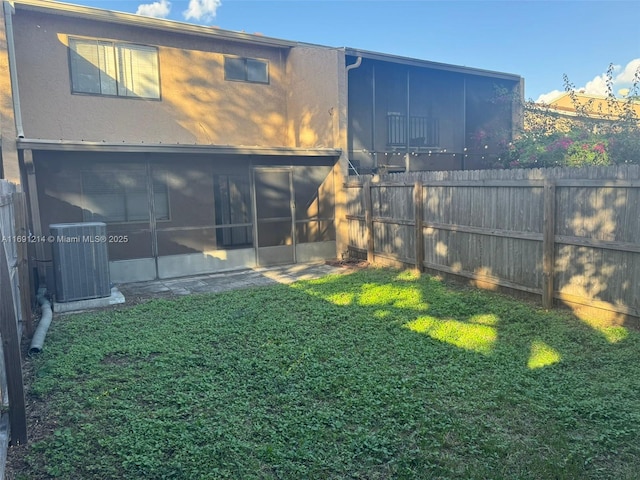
left=284, top=268, right=640, bottom=477
left=291, top=267, right=631, bottom=368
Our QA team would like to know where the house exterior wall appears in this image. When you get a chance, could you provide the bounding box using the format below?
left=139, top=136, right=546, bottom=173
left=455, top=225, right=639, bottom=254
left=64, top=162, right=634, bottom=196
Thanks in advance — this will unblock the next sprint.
left=12, top=9, right=296, bottom=146
left=3, top=3, right=345, bottom=282
left=286, top=46, right=350, bottom=257
left=285, top=46, right=342, bottom=148
left=0, top=3, right=20, bottom=183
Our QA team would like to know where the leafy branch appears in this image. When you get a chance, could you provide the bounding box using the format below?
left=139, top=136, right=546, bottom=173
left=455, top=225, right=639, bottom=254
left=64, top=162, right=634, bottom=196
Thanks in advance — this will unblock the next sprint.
left=493, top=63, right=640, bottom=168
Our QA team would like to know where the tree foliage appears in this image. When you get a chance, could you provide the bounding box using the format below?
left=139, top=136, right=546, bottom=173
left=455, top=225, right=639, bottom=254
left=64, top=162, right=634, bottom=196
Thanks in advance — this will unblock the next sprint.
left=499, top=64, right=640, bottom=169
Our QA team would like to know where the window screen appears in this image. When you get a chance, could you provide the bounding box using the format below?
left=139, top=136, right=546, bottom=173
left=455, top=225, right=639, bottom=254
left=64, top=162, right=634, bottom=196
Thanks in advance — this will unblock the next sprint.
left=247, top=58, right=268, bottom=83
left=224, top=57, right=245, bottom=81
left=224, top=56, right=268, bottom=84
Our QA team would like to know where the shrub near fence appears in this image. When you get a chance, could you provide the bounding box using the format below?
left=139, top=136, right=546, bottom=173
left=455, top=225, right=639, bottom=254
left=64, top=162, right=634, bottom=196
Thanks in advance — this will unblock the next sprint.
left=346, top=165, right=640, bottom=323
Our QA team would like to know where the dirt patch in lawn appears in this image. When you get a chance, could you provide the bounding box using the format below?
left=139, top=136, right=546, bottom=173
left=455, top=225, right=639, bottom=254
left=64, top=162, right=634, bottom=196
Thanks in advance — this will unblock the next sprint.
left=325, top=259, right=370, bottom=270
left=3, top=339, right=57, bottom=480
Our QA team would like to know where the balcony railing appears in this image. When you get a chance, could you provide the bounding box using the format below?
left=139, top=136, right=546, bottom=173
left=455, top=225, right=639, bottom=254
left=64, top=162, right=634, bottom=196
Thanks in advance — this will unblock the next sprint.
left=387, top=113, right=439, bottom=148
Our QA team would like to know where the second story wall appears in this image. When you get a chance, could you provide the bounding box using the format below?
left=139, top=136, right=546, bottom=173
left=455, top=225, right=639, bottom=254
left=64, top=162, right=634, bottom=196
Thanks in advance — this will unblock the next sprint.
left=285, top=46, right=343, bottom=149
left=13, top=8, right=298, bottom=146
left=0, top=5, right=19, bottom=182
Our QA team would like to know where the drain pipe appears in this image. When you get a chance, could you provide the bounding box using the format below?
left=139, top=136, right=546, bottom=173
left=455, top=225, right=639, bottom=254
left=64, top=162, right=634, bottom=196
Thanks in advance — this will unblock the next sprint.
left=3, top=1, right=25, bottom=138
left=345, top=56, right=362, bottom=176
left=29, top=289, right=52, bottom=355
left=346, top=56, right=362, bottom=73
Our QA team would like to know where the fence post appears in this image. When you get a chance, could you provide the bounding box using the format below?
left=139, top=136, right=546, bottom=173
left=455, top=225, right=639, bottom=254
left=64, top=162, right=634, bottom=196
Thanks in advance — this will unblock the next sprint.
left=414, top=182, right=424, bottom=272
left=542, top=180, right=556, bottom=309
left=363, top=178, right=374, bottom=263
left=0, top=240, right=28, bottom=445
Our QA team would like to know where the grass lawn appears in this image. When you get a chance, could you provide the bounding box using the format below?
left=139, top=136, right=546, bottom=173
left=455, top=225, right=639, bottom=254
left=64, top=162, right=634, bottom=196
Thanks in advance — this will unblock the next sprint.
left=13, top=267, right=640, bottom=479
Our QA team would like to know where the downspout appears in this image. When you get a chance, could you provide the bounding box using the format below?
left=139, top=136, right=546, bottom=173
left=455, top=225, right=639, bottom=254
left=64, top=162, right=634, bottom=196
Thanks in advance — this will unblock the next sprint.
left=345, top=56, right=362, bottom=73
left=345, top=56, right=362, bottom=175
left=29, top=289, right=52, bottom=355
left=3, top=1, right=24, bottom=138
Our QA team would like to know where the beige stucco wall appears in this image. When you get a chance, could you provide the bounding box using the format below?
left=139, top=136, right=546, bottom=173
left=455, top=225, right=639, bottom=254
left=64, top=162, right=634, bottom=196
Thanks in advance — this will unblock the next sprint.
left=12, top=9, right=301, bottom=146
left=285, top=46, right=342, bottom=149
left=285, top=45, right=348, bottom=256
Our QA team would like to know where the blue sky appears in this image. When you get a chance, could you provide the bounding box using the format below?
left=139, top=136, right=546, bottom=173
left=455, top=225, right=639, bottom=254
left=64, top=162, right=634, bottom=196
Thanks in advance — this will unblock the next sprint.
left=63, top=0, right=639, bottom=101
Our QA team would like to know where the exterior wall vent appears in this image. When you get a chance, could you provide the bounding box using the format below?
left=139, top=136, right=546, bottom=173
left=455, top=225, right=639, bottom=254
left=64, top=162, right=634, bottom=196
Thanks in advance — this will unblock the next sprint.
left=49, top=222, right=111, bottom=302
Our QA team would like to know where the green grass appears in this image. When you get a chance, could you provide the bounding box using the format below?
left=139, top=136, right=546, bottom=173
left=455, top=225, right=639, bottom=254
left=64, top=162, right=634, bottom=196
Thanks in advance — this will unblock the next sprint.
left=21, top=268, right=640, bottom=479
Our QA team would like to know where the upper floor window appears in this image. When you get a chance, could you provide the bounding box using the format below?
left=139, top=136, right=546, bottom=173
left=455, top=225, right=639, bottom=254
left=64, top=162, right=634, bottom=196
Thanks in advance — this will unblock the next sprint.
left=69, top=38, right=160, bottom=99
left=224, top=56, right=269, bottom=84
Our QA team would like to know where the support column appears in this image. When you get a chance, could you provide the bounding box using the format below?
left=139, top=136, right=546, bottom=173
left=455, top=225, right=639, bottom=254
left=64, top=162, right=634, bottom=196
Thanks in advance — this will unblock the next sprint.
left=23, top=149, right=45, bottom=281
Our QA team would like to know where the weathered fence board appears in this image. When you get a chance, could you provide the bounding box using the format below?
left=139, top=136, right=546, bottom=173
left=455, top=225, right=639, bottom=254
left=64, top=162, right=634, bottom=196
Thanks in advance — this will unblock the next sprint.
left=0, top=241, right=27, bottom=445
left=345, top=165, right=640, bottom=321
left=0, top=181, right=26, bottom=334
left=12, top=192, right=33, bottom=337
left=0, top=180, right=29, bottom=447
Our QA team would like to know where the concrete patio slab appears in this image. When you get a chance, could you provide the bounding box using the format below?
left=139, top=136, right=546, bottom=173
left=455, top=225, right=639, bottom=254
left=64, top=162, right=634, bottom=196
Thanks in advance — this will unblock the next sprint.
left=53, top=287, right=126, bottom=313
left=117, top=262, right=353, bottom=305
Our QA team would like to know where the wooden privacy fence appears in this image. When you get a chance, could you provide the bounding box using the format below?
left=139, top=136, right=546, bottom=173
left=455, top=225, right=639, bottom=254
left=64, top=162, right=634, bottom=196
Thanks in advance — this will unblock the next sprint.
left=0, top=180, right=30, bottom=446
left=346, top=165, right=640, bottom=320
left=0, top=181, right=32, bottom=336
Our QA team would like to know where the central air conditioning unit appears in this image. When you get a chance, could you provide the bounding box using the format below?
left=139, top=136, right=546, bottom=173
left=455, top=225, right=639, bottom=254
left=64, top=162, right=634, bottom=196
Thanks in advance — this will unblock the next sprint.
left=49, top=222, right=111, bottom=302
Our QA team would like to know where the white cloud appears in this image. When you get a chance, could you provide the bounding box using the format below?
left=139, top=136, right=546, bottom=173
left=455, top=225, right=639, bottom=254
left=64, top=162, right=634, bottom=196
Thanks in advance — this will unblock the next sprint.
left=582, top=70, right=613, bottom=96
left=536, top=90, right=564, bottom=104
left=136, top=0, right=171, bottom=18
left=614, top=58, right=640, bottom=84
left=184, top=0, right=221, bottom=22
left=536, top=58, right=640, bottom=102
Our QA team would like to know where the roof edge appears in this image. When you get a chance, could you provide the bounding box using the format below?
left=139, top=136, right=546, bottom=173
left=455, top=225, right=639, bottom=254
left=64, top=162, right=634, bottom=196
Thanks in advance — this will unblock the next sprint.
left=345, top=48, right=521, bottom=81
left=12, top=0, right=297, bottom=48
left=547, top=91, right=640, bottom=104
left=16, top=138, right=342, bottom=156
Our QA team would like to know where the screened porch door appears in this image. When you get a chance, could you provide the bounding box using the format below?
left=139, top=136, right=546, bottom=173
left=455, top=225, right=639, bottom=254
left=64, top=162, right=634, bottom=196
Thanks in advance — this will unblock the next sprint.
left=253, top=167, right=295, bottom=266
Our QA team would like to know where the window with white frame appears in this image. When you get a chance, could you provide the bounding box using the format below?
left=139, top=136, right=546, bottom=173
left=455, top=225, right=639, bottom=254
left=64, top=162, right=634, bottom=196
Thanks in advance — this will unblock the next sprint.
left=69, top=38, right=160, bottom=99
left=224, top=56, right=269, bottom=84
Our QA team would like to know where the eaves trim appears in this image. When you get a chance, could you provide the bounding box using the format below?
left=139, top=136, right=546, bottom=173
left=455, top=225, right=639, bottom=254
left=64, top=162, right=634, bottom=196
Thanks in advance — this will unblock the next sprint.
left=345, top=48, right=521, bottom=81
left=16, top=138, right=342, bottom=157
